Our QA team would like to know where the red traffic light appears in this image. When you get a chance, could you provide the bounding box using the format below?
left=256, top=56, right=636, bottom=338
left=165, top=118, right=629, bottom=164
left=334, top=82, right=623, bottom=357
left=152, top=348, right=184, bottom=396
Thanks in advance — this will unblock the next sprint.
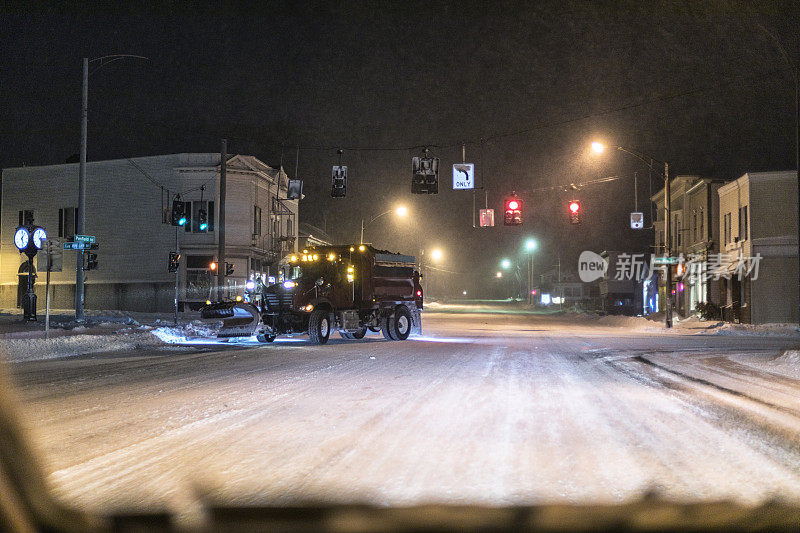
left=504, top=195, right=523, bottom=226
left=568, top=200, right=581, bottom=224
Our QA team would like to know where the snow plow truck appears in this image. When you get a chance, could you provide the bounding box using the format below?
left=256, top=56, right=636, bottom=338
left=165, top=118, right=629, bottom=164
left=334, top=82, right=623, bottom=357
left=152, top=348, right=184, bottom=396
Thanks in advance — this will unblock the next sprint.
left=201, top=244, right=422, bottom=344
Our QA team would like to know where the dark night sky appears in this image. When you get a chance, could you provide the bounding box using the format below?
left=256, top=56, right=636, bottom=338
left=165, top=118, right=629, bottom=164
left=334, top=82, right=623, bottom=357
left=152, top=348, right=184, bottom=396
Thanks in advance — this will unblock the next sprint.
left=2, top=1, right=799, bottom=293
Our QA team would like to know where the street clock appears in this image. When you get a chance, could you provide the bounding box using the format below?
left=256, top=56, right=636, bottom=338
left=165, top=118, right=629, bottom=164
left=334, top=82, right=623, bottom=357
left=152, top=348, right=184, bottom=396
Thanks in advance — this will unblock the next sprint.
left=14, top=227, right=29, bottom=250
left=32, top=227, right=47, bottom=248
left=15, top=225, right=46, bottom=257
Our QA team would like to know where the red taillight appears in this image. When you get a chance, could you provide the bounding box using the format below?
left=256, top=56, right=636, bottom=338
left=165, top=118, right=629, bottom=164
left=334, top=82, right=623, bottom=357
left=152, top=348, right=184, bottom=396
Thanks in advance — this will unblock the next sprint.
left=416, top=290, right=422, bottom=297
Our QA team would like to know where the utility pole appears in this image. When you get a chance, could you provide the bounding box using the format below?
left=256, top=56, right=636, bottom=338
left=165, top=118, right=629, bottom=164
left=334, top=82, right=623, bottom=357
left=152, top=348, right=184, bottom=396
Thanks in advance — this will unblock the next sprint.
left=174, top=224, right=179, bottom=325
left=795, top=51, right=799, bottom=327
left=664, top=162, right=673, bottom=328
left=75, top=57, right=88, bottom=322
left=217, top=139, right=227, bottom=299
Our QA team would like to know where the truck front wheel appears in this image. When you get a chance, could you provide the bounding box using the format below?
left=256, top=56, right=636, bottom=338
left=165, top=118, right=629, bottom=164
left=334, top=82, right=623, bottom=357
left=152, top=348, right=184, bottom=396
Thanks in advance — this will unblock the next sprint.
left=308, top=309, right=331, bottom=344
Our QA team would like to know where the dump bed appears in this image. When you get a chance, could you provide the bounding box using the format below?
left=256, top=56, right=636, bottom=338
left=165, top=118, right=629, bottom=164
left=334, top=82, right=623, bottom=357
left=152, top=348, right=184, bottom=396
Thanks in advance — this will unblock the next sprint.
left=372, top=252, right=416, bottom=301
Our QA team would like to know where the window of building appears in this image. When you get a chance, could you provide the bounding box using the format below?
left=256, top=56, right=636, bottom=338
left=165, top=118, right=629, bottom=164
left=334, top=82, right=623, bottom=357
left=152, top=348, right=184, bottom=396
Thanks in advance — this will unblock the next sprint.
left=724, top=212, right=731, bottom=244
left=58, top=207, right=77, bottom=239
left=287, top=217, right=293, bottom=238
left=254, top=206, right=262, bottom=235
left=185, top=255, right=215, bottom=300
left=739, top=205, right=748, bottom=241
left=675, top=215, right=681, bottom=247
left=699, top=207, right=704, bottom=240
left=692, top=210, right=697, bottom=243
left=18, top=210, right=34, bottom=226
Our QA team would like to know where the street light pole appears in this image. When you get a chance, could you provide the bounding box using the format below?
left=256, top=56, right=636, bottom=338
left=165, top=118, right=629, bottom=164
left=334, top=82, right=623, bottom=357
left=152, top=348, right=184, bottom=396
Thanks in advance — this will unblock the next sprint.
left=594, top=143, right=673, bottom=328
left=664, top=161, right=672, bottom=328
left=75, top=55, right=147, bottom=322
left=360, top=206, right=408, bottom=244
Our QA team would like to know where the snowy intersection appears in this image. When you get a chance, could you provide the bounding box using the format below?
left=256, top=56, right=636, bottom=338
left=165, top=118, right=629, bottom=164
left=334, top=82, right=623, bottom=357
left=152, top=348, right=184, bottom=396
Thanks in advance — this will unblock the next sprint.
left=5, top=304, right=800, bottom=517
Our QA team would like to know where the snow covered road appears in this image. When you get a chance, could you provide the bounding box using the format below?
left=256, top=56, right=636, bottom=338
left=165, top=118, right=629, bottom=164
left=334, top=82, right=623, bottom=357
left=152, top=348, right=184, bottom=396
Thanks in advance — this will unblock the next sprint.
left=6, top=305, right=800, bottom=517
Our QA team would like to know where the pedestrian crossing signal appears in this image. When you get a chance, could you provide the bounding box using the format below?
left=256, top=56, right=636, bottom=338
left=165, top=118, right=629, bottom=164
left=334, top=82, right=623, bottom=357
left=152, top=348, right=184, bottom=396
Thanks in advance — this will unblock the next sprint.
left=168, top=252, right=180, bottom=273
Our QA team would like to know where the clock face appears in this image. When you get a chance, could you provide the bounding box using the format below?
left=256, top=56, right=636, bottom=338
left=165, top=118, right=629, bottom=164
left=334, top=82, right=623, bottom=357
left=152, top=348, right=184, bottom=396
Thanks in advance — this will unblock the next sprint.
left=32, top=228, right=46, bottom=249
left=14, top=228, right=29, bottom=250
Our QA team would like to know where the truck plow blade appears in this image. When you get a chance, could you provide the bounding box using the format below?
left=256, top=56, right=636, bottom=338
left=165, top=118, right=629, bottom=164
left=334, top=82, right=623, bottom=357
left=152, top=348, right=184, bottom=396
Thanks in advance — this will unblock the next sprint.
left=202, top=302, right=261, bottom=338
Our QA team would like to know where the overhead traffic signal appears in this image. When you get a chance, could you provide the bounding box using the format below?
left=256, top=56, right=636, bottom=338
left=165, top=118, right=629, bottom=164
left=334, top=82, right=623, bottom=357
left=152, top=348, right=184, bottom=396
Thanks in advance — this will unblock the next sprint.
left=503, top=195, right=522, bottom=226
left=198, top=208, right=208, bottom=231
left=225, top=262, right=234, bottom=276
left=171, top=197, right=187, bottom=226
left=568, top=200, right=581, bottom=224
left=168, top=252, right=180, bottom=273
left=331, top=165, right=347, bottom=198
left=411, top=154, right=439, bottom=194
left=287, top=179, right=303, bottom=200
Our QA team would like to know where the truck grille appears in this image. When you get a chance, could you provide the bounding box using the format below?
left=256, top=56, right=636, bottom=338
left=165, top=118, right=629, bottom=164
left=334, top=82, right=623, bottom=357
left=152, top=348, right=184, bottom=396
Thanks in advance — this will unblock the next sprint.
left=264, top=292, right=292, bottom=311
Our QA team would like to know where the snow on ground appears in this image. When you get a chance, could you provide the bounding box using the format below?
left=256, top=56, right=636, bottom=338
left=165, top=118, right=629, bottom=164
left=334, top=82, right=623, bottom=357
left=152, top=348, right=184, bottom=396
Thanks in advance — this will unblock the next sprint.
left=10, top=310, right=800, bottom=518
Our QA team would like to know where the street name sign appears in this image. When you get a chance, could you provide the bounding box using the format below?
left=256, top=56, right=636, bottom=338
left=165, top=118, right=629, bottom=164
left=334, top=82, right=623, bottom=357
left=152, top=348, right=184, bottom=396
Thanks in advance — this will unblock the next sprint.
left=64, top=242, right=91, bottom=250
left=652, top=256, right=680, bottom=265
left=75, top=234, right=96, bottom=243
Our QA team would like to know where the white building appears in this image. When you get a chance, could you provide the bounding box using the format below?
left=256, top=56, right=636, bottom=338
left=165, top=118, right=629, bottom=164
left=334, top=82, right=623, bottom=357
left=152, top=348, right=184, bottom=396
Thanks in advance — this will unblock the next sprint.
left=1, top=153, right=299, bottom=312
left=717, top=171, right=798, bottom=324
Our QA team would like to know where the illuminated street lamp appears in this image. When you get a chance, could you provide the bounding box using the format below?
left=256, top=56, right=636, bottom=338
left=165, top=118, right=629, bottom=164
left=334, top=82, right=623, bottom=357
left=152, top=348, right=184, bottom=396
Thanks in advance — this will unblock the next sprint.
left=592, top=141, right=672, bottom=327
left=431, top=248, right=443, bottom=262
left=500, top=259, right=511, bottom=269
left=496, top=271, right=503, bottom=278
left=361, top=204, right=408, bottom=244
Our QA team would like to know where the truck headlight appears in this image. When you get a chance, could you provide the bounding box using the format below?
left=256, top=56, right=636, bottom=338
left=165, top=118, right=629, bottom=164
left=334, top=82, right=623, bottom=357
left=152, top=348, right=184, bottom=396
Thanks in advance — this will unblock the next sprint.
left=245, top=280, right=255, bottom=290
left=283, top=280, right=296, bottom=289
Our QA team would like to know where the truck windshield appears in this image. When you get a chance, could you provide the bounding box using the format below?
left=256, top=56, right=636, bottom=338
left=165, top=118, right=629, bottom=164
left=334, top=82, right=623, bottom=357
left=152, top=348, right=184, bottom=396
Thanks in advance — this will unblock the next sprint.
left=283, top=265, right=302, bottom=281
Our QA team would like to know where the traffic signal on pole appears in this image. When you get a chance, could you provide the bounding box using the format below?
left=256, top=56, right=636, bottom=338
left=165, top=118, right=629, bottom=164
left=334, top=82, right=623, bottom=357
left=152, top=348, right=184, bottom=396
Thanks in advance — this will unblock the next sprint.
left=168, top=252, right=180, bottom=273
left=86, top=252, right=98, bottom=270
left=503, top=195, right=522, bottom=226
left=198, top=208, right=208, bottom=231
left=411, top=155, right=439, bottom=194
left=568, top=200, right=581, bottom=224
left=225, top=262, right=234, bottom=276
left=171, top=197, right=187, bottom=226
left=331, top=166, right=347, bottom=198
left=209, top=261, right=217, bottom=271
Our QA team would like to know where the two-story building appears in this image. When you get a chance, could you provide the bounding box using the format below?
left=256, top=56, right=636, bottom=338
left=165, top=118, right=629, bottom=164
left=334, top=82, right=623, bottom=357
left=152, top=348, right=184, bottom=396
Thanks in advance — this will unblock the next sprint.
left=717, top=171, right=798, bottom=324
left=651, top=175, right=724, bottom=317
left=0, top=153, right=299, bottom=312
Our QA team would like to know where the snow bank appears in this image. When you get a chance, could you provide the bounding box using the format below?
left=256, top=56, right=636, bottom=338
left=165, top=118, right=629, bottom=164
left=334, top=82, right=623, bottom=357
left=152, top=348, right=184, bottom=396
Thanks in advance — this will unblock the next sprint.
left=702, top=322, right=800, bottom=337
left=0, top=331, right=161, bottom=363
